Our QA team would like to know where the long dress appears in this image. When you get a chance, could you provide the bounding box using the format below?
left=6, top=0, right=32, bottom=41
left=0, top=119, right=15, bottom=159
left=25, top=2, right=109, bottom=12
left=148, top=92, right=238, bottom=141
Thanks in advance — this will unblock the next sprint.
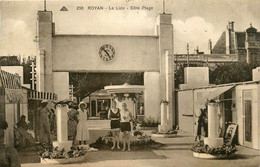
left=68, top=108, right=78, bottom=140
left=76, top=109, right=89, bottom=141
left=39, top=107, right=51, bottom=143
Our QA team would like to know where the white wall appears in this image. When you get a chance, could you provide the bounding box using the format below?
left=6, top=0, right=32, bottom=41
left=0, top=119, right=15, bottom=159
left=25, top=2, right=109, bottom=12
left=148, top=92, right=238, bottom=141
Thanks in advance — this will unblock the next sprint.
left=52, top=35, right=159, bottom=72
left=177, top=90, right=194, bottom=134
left=144, top=72, right=160, bottom=120
left=180, top=67, right=209, bottom=89
left=53, top=72, right=70, bottom=101
left=235, top=84, right=260, bottom=149
left=252, top=67, right=260, bottom=81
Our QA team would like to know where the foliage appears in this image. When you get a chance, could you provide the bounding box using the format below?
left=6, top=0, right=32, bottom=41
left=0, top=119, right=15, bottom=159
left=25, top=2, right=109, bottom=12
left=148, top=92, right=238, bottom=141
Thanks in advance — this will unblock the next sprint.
left=191, top=140, right=237, bottom=156
left=138, top=117, right=159, bottom=127
left=209, top=62, right=258, bottom=85
left=89, top=131, right=160, bottom=150
left=69, top=73, right=143, bottom=103
left=39, top=146, right=86, bottom=159
left=174, top=62, right=258, bottom=89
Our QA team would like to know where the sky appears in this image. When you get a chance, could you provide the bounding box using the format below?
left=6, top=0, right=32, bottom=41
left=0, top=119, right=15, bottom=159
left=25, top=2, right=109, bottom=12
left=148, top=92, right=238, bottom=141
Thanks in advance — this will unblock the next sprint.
left=0, top=0, right=259, bottom=56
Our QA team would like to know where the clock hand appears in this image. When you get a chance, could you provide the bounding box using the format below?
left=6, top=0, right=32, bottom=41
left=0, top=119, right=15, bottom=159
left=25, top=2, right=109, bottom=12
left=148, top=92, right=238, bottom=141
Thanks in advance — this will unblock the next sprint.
left=101, top=48, right=111, bottom=59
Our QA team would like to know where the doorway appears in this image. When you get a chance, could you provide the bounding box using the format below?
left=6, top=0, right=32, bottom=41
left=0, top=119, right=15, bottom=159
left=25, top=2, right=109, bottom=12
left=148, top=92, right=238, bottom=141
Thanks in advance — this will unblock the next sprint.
left=243, top=90, right=252, bottom=147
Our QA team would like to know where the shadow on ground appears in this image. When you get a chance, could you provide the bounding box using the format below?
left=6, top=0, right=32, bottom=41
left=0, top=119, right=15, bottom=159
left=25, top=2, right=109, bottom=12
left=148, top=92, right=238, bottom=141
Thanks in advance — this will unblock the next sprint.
left=85, top=150, right=166, bottom=163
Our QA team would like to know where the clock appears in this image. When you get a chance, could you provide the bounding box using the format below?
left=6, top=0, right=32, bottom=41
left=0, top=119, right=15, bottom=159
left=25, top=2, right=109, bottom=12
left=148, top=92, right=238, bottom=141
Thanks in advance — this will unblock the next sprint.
left=98, top=44, right=115, bottom=62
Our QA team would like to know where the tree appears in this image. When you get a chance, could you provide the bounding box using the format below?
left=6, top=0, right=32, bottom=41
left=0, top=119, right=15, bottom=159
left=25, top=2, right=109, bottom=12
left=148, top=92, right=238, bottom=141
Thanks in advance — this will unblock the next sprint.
left=70, top=73, right=143, bottom=102
left=209, top=62, right=258, bottom=84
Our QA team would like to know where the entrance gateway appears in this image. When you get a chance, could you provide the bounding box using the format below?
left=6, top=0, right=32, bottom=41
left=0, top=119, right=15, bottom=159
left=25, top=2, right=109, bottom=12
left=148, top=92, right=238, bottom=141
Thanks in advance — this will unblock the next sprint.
left=36, top=10, right=175, bottom=131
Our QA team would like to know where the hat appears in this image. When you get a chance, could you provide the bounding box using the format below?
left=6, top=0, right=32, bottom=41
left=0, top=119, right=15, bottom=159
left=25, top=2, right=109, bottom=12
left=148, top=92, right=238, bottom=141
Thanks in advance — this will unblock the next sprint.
left=78, top=101, right=87, bottom=108
left=41, top=100, right=48, bottom=104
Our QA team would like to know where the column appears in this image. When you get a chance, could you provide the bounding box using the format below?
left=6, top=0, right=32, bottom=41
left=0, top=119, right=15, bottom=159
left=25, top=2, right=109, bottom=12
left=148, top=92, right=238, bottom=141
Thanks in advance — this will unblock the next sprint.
left=36, top=49, right=45, bottom=92
left=144, top=72, right=160, bottom=119
left=204, top=102, right=223, bottom=148
left=53, top=104, right=72, bottom=152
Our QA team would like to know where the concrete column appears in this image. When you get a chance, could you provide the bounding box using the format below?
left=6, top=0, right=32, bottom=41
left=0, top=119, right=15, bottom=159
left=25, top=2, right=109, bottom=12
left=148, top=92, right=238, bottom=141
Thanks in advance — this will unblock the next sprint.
left=144, top=72, right=160, bottom=119
left=37, top=11, right=54, bottom=92
left=204, top=102, right=223, bottom=148
left=53, top=104, right=72, bottom=152
left=156, top=13, right=174, bottom=131
left=36, top=49, right=45, bottom=92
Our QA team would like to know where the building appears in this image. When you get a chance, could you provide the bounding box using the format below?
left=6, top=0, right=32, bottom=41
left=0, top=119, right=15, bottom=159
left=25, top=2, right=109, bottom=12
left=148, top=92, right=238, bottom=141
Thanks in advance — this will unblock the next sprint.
left=177, top=67, right=260, bottom=149
left=212, top=22, right=260, bottom=64
left=35, top=10, right=175, bottom=131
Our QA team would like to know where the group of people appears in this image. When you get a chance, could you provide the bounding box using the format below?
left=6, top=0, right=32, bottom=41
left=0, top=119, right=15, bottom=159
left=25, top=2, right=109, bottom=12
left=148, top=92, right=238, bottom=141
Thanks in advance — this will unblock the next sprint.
left=108, top=101, right=134, bottom=151
left=67, top=100, right=134, bottom=151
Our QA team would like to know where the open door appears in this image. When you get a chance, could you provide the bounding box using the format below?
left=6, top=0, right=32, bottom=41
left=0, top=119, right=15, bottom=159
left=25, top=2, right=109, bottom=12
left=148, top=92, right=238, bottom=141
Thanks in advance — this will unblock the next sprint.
left=243, top=90, right=252, bottom=147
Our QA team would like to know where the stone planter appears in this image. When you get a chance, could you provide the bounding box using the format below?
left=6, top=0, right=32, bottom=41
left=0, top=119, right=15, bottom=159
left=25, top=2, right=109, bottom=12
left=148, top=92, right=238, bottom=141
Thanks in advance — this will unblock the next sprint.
left=40, top=156, right=86, bottom=164
left=192, top=152, right=230, bottom=159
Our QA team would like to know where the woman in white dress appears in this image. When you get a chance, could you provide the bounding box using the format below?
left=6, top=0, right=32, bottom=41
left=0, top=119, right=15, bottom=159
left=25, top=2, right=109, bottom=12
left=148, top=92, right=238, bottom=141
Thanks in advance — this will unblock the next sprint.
left=76, top=102, right=89, bottom=145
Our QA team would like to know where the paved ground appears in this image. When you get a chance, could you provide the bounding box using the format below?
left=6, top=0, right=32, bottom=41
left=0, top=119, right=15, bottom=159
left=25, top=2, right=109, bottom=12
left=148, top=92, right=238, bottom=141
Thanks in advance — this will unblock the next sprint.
left=20, top=131, right=260, bottom=167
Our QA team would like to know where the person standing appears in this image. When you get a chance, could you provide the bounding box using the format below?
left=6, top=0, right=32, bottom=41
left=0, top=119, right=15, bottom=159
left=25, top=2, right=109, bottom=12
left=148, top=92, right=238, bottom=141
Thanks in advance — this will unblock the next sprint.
left=48, top=109, right=56, bottom=134
left=194, top=109, right=204, bottom=141
left=68, top=102, right=78, bottom=143
left=120, top=103, right=134, bottom=152
left=0, top=120, right=21, bottom=167
left=108, top=101, right=120, bottom=150
left=39, top=100, right=52, bottom=146
left=76, top=102, right=89, bottom=145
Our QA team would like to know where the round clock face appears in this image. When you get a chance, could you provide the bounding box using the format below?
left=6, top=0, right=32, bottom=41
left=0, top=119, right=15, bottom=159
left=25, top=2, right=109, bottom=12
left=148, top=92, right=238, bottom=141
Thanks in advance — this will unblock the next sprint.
left=98, top=44, right=115, bottom=62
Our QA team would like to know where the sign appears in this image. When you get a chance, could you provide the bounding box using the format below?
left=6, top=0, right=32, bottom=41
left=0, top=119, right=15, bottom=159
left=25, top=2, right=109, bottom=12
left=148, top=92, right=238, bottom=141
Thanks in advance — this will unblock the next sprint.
left=224, top=124, right=238, bottom=145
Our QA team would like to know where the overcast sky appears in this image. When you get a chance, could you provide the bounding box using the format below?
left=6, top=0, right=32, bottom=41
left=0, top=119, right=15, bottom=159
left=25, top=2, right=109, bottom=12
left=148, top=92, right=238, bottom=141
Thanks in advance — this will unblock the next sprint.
left=0, top=0, right=259, bottom=56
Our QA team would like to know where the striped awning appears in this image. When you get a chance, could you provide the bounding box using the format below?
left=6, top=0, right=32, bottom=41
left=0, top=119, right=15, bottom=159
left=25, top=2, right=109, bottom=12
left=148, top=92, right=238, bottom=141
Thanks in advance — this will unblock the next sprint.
left=0, top=70, right=21, bottom=89
left=28, top=90, right=57, bottom=100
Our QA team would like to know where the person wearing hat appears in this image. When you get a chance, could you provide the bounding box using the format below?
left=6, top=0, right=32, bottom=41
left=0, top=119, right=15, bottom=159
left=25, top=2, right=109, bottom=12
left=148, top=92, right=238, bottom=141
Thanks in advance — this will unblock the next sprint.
left=76, top=102, right=89, bottom=145
left=39, top=100, right=52, bottom=146
left=0, top=120, right=21, bottom=167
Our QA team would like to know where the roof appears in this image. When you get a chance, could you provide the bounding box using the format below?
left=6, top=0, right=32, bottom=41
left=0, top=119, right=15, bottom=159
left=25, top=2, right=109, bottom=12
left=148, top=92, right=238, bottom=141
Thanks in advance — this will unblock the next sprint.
left=212, top=31, right=226, bottom=54
left=0, top=69, right=21, bottom=89
left=246, top=25, right=257, bottom=33
left=176, top=80, right=260, bottom=92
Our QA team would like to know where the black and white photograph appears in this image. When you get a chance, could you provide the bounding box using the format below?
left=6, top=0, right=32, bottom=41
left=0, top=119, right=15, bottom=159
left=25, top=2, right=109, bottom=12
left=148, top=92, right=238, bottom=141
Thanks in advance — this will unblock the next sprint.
left=0, top=0, right=259, bottom=166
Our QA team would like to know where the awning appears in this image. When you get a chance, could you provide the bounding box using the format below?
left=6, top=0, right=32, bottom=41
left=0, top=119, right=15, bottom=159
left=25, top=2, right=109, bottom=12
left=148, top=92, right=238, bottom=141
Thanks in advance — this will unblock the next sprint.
left=5, top=89, right=24, bottom=103
left=28, top=90, right=57, bottom=101
left=206, top=85, right=234, bottom=101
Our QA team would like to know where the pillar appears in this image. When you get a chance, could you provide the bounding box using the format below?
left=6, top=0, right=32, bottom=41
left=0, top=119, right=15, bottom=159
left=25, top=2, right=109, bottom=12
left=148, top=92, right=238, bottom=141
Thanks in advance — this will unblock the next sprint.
left=144, top=72, right=160, bottom=119
left=36, top=49, right=45, bottom=92
left=204, top=102, right=223, bottom=148
left=37, top=11, right=54, bottom=92
left=52, top=104, right=72, bottom=152
left=156, top=13, right=175, bottom=132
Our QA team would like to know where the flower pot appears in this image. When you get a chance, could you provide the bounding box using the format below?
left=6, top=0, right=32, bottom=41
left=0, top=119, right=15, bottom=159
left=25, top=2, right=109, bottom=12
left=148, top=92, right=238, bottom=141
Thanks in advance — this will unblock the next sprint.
left=40, top=156, right=86, bottom=164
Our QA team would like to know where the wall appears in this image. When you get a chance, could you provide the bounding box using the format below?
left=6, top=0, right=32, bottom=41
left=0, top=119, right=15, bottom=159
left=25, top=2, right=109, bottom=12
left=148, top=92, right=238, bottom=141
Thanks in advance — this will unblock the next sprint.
left=177, top=90, right=194, bottom=134
left=235, top=84, right=259, bottom=149
left=253, top=67, right=260, bottom=81
left=52, top=35, right=159, bottom=72
left=53, top=72, right=69, bottom=101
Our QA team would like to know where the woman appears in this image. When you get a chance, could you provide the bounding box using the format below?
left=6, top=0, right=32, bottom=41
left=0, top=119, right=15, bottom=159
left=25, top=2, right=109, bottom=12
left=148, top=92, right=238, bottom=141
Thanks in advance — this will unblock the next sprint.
left=120, top=103, right=134, bottom=151
left=39, top=100, right=52, bottom=145
left=76, top=102, right=89, bottom=145
left=194, top=109, right=204, bottom=141
left=0, top=120, right=21, bottom=167
left=108, top=101, right=120, bottom=150
left=68, top=102, right=78, bottom=143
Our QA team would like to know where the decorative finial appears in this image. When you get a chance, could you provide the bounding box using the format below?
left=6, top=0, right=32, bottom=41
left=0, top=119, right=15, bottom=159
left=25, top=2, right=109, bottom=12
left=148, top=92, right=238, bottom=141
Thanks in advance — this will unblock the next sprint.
left=250, top=23, right=252, bottom=27
left=44, top=0, right=46, bottom=11
left=163, top=0, right=165, bottom=14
